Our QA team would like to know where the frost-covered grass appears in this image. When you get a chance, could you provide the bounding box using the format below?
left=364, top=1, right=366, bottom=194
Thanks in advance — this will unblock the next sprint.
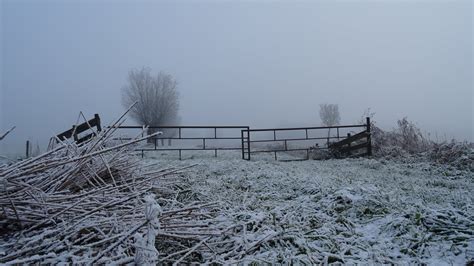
left=146, top=151, right=474, bottom=264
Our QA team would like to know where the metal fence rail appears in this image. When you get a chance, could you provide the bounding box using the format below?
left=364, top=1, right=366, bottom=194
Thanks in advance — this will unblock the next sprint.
left=114, top=125, right=249, bottom=160
left=113, top=118, right=371, bottom=161
left=242, top=118, right=371, bottom=160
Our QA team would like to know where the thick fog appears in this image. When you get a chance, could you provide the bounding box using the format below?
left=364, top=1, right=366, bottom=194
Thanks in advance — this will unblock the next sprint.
left=1, top=0, right=472, bottom=155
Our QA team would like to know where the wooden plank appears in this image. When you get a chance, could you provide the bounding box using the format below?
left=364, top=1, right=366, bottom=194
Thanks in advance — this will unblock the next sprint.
left=56, top=114, right=101, bottom=141
left=329, top=131, right=368, bottom=148
left=77, top=132, right=97, bottom=144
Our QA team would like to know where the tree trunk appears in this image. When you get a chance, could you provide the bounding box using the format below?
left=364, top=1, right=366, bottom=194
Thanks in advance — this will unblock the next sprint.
left=327, top=128, right=331, bottom=146
left=147, top=128, right=157, bottom=144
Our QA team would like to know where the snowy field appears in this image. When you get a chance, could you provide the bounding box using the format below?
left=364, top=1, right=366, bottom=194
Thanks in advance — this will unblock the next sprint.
left=145, top=150, right=474, bottom=264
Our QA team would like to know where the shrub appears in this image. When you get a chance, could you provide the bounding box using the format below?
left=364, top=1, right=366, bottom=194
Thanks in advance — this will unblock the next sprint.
left=365, top=112, right=473, bottom=171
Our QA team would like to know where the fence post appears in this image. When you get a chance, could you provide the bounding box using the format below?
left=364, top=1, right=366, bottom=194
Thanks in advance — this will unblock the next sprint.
left=347, top=133, right=351, bottom=157
left=366, top=117, right=372, bottom=156
left=94, top=114, right=102, bottom=132
left=241, top=130, right=245, bottom=159
left=247, top=129, right=251, bottom=160
left=26, top=140, right=30, bottom=158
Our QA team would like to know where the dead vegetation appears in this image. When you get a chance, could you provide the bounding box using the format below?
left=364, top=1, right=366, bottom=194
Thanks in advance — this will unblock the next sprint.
left=170, top=156, right=474, bottom=264
left=0, top=108, right=471, bottom=264
left=366, top=115, right=473, bottom=171
left=0, top=108, right=220, bottom=264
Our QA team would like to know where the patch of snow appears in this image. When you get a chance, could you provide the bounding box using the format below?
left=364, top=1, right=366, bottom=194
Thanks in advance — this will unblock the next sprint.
left=144, top=150, right=474, bottom=264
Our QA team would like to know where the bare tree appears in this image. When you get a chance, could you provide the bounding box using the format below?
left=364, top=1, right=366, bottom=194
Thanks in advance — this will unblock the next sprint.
left=122, top=67, right=179, bottom=144
left=157, top=116, right=181, bottom=146
left=319, top=104, right=340, bottom=141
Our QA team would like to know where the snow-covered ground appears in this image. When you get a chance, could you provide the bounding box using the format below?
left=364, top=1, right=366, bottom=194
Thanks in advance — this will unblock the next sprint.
left=145, top=150, right=474, bottom=264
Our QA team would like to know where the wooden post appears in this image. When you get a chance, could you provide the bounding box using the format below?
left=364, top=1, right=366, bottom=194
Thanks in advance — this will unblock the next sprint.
left=347, top=133, right=351, bottom=157
left=26, top=140, right=30, bottom=158
left=94, top=114, right=102, bottom=132
left=366, top=117, right=372, bottom=156
left=274, top=130, right=277, bottom=160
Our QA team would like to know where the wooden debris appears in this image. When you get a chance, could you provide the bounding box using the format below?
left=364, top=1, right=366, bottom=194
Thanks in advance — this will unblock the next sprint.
left=0, top=107, right=218, bottom=264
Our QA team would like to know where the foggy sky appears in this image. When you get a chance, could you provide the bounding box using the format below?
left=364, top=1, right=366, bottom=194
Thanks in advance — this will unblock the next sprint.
left=1, top=0, right=473, bottom=154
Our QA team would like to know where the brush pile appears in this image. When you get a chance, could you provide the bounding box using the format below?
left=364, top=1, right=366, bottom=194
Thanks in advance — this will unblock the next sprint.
left=0, top=110, right=220, bottom=264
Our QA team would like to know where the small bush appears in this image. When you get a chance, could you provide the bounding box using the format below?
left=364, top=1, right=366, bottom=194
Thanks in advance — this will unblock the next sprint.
left=428, top=141, right=474, bottom=171
left=367, top=114, right=473, bottom=171
left=371, top=117, right=430, bottom=156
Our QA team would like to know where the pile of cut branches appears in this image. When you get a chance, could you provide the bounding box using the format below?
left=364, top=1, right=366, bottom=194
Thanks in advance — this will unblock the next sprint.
left=0, top=108, right=219, bottom=264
